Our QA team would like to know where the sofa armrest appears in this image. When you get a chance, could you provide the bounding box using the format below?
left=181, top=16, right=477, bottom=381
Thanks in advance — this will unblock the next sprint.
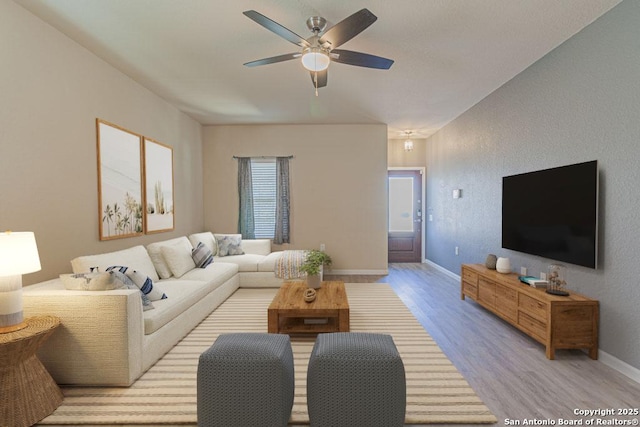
left=241, top=239, right=272, bottom=256
left=23, top=279, right=144, bottom=386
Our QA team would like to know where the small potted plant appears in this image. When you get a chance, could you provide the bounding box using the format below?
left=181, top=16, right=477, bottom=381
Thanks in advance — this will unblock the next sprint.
left=299, top=249, right=332, bottom=289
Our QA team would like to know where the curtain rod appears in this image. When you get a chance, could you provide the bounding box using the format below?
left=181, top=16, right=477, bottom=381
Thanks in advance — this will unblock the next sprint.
left=232, top=155, right=294, bottom=159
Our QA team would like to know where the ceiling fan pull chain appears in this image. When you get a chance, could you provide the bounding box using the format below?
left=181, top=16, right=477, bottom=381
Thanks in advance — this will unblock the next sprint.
left=314, top=71, right=319, bottom=96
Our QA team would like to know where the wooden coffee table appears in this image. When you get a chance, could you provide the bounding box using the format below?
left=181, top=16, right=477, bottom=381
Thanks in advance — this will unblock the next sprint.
left=268, top=281, right=350, bottom=335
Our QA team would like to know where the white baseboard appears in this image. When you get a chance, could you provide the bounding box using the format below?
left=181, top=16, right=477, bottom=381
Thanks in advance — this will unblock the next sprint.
left=423, top=259, right=460, bottom=281
left=328, top=269, right=389, bottom=275
left=599, top=350, right=640, bottom=384
left=423, top=259, right=640, bottom=385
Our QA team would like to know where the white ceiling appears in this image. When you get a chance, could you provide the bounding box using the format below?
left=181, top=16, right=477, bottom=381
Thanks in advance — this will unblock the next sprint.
left=15, top=0, right=621, bottom=138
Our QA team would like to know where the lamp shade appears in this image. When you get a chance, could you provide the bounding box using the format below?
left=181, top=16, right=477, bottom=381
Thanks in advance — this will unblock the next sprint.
left=0, top=231, right=41, bottom=277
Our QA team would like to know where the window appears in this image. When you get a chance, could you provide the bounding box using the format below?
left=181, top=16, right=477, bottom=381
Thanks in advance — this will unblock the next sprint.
left=237, top=156, right=290, bottom=244
left=250, top=159, right=276, bottom=239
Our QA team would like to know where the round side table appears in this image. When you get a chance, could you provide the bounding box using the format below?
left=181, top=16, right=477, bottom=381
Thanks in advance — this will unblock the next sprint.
left=0, top=316, right=63, bottom=427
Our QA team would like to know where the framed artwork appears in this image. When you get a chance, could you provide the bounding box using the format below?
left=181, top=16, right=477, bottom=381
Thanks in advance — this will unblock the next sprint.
left=143, top=137, right=174, bottom=234
left=96, top=119, right=144, bottom=240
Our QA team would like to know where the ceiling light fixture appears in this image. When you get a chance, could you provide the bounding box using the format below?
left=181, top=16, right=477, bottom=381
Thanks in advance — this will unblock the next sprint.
left=301, top=47, right=330, bottom=72
left=404, top=131, right=414, bottom=152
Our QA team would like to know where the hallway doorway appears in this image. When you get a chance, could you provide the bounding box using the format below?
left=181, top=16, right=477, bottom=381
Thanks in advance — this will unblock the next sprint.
left=388, top=169, right=423, bottom=262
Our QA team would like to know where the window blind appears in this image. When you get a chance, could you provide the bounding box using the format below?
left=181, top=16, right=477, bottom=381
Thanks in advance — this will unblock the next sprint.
left=251, top=159, right=276, bottom=238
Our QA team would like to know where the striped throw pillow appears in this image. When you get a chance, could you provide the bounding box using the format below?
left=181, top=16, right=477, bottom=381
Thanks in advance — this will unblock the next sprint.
left=106, top=265, right=167, bottom=301
left=191, top=242, right=214, bottom=268
left=109, top=270, right=155, bottom=311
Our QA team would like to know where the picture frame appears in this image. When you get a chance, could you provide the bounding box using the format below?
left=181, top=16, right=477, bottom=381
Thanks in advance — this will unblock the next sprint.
left=96, top=119, right=144, bottom=240
left=143, top=137, right=174, bottom=234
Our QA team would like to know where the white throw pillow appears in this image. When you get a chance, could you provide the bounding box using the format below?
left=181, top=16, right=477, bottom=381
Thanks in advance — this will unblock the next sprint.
left=147, top=237, right=193, bottom=279
left=188, top=232, right=217, bottom=256
left=161, top=243, right=196, bottom=278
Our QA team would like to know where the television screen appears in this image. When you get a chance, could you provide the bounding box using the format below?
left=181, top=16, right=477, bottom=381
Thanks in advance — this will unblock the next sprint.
left=502, top=160, right=598, bottom=269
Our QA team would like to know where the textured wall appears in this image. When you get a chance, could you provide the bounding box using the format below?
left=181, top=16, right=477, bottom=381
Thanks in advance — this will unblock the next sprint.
left=0, top=2, right=204, bottom=284
left=426, top=0, right=640, bottom=370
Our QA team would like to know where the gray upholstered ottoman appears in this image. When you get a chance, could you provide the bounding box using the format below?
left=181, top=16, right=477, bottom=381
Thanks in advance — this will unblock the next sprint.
left=197, top=333, right=294, bottom=427
left=307, top=332, right=406, bottom=427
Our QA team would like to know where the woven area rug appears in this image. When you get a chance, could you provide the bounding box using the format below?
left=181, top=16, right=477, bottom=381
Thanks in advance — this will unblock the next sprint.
left=39, top=283, right=497, bottom=425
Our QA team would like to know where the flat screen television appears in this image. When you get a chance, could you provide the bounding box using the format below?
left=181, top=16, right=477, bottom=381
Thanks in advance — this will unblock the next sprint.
left=502, top=160, right=598, bottom=269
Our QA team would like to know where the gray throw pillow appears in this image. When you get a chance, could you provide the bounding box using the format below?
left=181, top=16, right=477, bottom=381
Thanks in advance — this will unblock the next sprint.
left=214, top=234, right=245, bottom=257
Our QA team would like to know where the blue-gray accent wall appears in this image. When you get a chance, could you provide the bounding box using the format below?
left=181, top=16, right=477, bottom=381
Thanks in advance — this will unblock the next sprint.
left=426, top=0, right=640, bottom=371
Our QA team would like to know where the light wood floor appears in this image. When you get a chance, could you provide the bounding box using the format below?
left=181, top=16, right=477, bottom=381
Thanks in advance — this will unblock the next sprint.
left=327, top=263, right=640, bottom=427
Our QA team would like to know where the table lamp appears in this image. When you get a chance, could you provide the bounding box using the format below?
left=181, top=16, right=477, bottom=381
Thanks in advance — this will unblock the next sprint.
left=0, top=231, right=41, bottom=333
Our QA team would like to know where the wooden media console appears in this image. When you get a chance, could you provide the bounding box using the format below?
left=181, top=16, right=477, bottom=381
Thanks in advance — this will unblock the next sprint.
left=461, top=264, right=598, bottom=360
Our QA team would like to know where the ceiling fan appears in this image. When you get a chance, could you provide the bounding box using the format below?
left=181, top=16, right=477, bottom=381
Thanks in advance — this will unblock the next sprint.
left=243, top=8, right=394, bottom=94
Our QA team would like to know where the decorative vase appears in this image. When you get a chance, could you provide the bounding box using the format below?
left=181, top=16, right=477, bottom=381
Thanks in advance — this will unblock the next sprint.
left=307, top=274, right=321, bottom=289
left=546, top=264, right=569, bottom=296
left=485, top=254, right=497, bottom=270
left=496, top=257, right=511, bottom=274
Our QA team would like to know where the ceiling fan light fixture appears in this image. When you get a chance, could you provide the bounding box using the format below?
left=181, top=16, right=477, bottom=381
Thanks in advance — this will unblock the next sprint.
left=301, top=47, right=330, bottom=72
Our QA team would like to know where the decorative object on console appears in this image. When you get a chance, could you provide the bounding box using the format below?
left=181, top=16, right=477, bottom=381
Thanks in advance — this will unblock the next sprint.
left=0, top=231, right=41, bottom=333
left=495, top=257, right=511, bottom=274
left=144, top=137, right=174, bottom=234
left=546, top=264, right=569, bottom=296
left=299, top=249, right=332, bottom=289
left=96, top=119, right=144, bottom=241
left=485, top=254, right=497, bottom=269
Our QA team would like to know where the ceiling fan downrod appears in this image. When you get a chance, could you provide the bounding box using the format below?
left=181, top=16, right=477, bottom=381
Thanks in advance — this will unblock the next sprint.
left=306, top=16, right=327, bottom=34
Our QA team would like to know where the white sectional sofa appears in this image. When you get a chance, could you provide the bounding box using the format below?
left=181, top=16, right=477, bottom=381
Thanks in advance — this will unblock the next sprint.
left=22, top=232, right=285, bottom=386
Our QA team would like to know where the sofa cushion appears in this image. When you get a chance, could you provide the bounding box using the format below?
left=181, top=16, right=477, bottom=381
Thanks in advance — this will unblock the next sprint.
left=143, top=263, right=239, bottom=334
left=161, top=242, right=196, bottom=278
left=179, top=261, right=238, bottom=283
left=240, top=239, right=272, bottom=256
left=188, top=232, right=217, bottom=256
left=71, top=245, right=159, bottom=282
left=147, top=237, right=193, bottom=279
left=214, top=234, right=245, bottom=257
left=192, top=242, right=214, bottom=268
left=258, top=251, right=284, bottom=272
left=214, top=254, right=265, bottom=272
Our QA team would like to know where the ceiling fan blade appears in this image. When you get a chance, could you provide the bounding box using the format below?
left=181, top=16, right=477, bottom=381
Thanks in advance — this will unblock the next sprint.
left=331, top=49, right=394, bottom=69
left=243, top=10, right=310, bottom=48
left=244, top=53, right=300, bottom=67
left=318, top=8, right=377, bottom=49
left=310, top=69, right=328, bottom=88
